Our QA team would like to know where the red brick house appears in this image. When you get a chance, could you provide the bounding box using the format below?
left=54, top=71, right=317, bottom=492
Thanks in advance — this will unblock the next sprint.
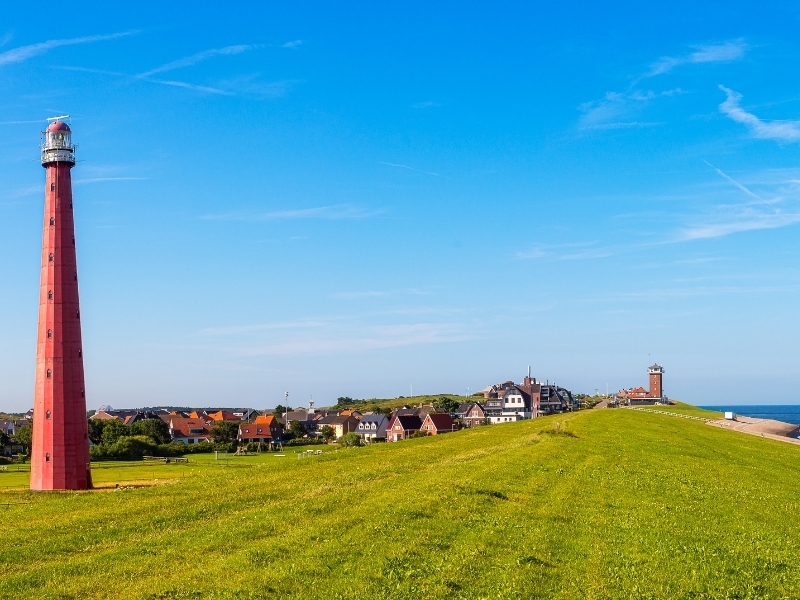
left=420, top=413, right=458, bottom=435
left=386, top=415, right=422, bottom=442
left=238, top=415, right=283, bottom=443
left=456, top=402, right=487, bottom=428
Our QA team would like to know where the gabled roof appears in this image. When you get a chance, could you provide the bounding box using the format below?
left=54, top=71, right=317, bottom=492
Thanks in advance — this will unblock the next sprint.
left=359, top=414, right=388, bottom=425
left=169, top=418, right=210, bottom=438
left=390, top=415, right=422, bottom=430
left=239, top=420, right=279, bottom=439
left=208, top=410, right=241, bottom=422
left=253, top=414, right=280, bottom=427
left=424, top=413, right=456, bottom=431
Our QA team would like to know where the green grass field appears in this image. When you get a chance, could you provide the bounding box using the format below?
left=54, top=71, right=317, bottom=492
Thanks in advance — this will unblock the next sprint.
left=2, top=406, right=800, bottom=599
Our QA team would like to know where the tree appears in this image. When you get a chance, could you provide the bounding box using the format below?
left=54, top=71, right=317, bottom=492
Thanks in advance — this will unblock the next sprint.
left=88, top=418, right=107, bottom=445
left=101, top=420, right=130, bottom=445
left=336, top=397, right=354, bottom=407
left=0, top=430, right=9, bottom=449
left=433, top=396, right=460, bottom=414
left=210, top=421, right=240, bottom=444
left=338, top=432, right=362, bottom=447
left=130, top=419, right=171, bottom=445
left=13, top=426, right=32, bottom=448
left=274, top=405, right=291, bottom=416
left=320, top=425, right=335, bottom=442
left=288, top=420, right=307, bottom=438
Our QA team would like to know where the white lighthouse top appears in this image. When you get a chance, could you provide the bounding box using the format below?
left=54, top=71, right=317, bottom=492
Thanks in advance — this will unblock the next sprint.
left=41, top=120, right=75, bottom=166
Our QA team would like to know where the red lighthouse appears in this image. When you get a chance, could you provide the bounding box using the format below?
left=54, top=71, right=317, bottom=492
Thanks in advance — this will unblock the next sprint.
left=30, top=119, right=92, bottom=490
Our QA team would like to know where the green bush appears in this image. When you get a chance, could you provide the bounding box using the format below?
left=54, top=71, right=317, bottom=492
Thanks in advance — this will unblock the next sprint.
left=337, top=432, right=363, bottom=448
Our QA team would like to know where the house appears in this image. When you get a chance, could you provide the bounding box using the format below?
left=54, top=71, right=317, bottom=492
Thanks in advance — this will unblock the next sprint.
left=485, top=385, right=534, bottom=423
left=456, top=403, right=486, bottom=428
left=539, top=385, right=577, bottom=414
left=420, top=413, right=458, bottom=435
left=284, top=408, right=319, bottom=434
left=339, top=409, right=362, bottom=419
left=0, top=420, right=17, bottom=437
left=618, top=364, right=666, bottom=405
left=238, top=415, right=283, bottom=443
left=354, top=414, right=389, bottom=442
left=168, top=418, right=211, bottom=444
left=386, top=415, right=422, bottom=442
left=329, top=415, right=360, bottom=439
left=208, top=410, right=241, bottom=423
left=231, top=408, right=258, bottom=421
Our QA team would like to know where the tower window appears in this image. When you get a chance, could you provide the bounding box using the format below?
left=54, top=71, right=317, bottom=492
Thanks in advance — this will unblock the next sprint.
left=46, top=369, right=52, bottom=378
left=78, top=349, right=82, bottom=358
left=50, top=183, right=55, bottom=191
left=81, top=389, right=85, bottom=398
left=76, top=311, right=80, bottom=320
left=46, top=410, right=51, bottom=419
left=47, top=329, right=52, bottom=338
left=74, top=273, right=77, bottom=281
left=48, top=253, right=54, bottom=262
left=72, top=237, right=75, bottom=246
left=46, top=453, right=50, bottom=462
left=50, top=217, right=55, bottom=226
left=48, top=290, right=53, bottom=300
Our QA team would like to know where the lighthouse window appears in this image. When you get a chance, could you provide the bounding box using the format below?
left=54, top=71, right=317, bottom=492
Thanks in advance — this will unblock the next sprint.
left=50, top=183, right=55, bottom=191
left=48, top=253, right=54, bottom=262
left=81, top=389, right=85, bottom=398
left=50, top=217, right=55, bottom=226
left=74, top=273, right=77, bottom=281
left=46, top=369, right=52, bottom=378
left=46, top=453, right=50, bottom=462
left=47, top=329, right=52, bottom=338
left=48, top=290, right=53, bottom=300
left=78, top=349, right=82, bottom=358
left=76, top=311, right=80, bottom=320
left=46, top=410, right=51, bottom=419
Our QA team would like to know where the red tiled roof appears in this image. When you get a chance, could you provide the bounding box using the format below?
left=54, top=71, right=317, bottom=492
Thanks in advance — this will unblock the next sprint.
left=208, top=410, right=241, bottom=422
left=169, top=417, right=210, bottom=438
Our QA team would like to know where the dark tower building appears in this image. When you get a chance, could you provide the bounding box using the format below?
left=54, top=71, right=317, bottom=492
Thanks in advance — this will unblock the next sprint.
left=648, top=364, right=664, bottom=400
left=29, top=120, right=91, bottom=490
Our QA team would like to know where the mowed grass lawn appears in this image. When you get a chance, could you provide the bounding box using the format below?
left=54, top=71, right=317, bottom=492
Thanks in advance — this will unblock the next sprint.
left=3, top=408, right=800, bottom=599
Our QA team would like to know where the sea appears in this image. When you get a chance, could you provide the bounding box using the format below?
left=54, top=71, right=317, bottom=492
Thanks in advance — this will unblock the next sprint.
left=700, top=405, right=800, bottom=426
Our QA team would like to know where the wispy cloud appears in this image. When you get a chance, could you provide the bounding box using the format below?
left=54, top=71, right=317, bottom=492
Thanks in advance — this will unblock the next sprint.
left=680, top=212, right=800, bottom=240
left=138, top=44, right=261, bottom=78
left=677, top=168, right=800, bottom=240
left=0, top=31, right=137, bottom=66
left=201, top=204, right=382, bottom=222
left=0, top=32, right=12, bottom=47
left=578, top=89, right=681, bottom=130
left=146, top=78, right=234, bottom=95
left=703, top=160, right=762, bottom=201
left=378, top=161, right=440, bottom=176
left=646, top=40, right=747, bottom=77
left=718, top=86, right=800, bottom=143
left=281, top=40, right=303, bottom=49
left=579, top=40, right=744, bottom=130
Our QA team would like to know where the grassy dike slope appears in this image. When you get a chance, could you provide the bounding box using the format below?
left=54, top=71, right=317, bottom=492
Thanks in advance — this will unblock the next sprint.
left=3, top=409, right=800, bottom=599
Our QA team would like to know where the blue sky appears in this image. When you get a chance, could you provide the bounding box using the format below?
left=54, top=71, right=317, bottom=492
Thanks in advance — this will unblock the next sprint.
left=1, top=2, right=800, bottom=411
